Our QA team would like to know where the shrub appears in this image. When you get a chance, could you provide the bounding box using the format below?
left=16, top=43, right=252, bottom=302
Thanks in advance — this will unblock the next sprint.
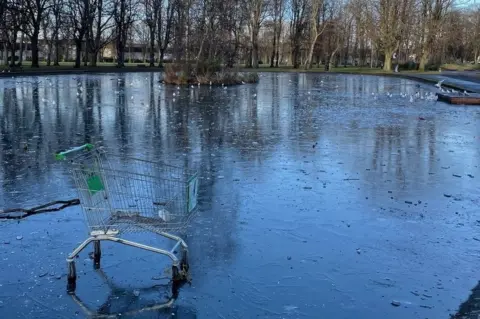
left=163, top=62, right=259, bottom=86
left=426, top=63, right=441, bottom=71
left=398, top=61, right=417, bottom=70
left=241, top=72, right=259, bottom=83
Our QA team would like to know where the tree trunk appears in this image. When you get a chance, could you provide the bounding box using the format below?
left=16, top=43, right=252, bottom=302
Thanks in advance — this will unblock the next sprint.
left=305, top=34, right=318, bottom=69
left=158, top=48, right=165, bottom=67
left=270, top=26, right=276, bottom=67
left=9, top=44, right=15, bottom=67
left=276, top=2, right=283, bottom=68
left=74, top=40, right=82, bottom=68
left=251, top=28, right=259, bottom=68
left=30, top=31, right=40, bottom=68
left=383, top=50, right=393, bottom=71
left=149, top=29, right=155, bottom=67
left=64, top=43, right=69, bottom=62
left=2, top=44, right=7, bottom=66
left=359, top=38, right=365, bottom=66
left=90, top=51, right=98, bottom=66
left=18, top=32, right=24, bottom=66
left=47, top=43, right=52, bottom=66
left=246, top=48, right=252, bottom=68
left=292, top=44, right=300, bottom=69
left=54, top=28, right=60, bottom=66
left=328, top=47, right=339, bottom=71
left=117, top=39, right=125, bottom=67
left=195, top=35, right=206, bottom=68
left=370, top=45, right=374, bottom=68
left=418, top=51, right=428, bottom=72
left=275, top=48, right=280, bottom=67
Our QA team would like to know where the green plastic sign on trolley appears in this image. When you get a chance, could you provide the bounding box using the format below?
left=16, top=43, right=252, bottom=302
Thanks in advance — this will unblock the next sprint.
left=87, top=174, right=104, bottom=195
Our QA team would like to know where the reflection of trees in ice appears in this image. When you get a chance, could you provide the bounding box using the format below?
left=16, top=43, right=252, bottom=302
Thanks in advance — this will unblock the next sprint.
left=0, top=71, right=478, bottom=257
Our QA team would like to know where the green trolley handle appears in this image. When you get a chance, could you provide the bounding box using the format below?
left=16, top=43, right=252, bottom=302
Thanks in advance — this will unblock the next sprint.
left=55, top=144, right=94, bottom=161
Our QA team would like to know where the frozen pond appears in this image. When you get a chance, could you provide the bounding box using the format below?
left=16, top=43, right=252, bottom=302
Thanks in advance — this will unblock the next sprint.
left=0, top=72, right=479, bottom=318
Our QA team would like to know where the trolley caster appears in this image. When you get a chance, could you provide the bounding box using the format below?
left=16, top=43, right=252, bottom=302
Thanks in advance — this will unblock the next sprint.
left=180, top=250, right=189, bottom=273
left=172, top=261, right=190, bottom=285
left=67, top=278, right=76, bottom=295
left=171, top=265, right=183, bottom=298
left=93, top=240, right=101, bottom=269
left=171, top=250, right=190, bottom=297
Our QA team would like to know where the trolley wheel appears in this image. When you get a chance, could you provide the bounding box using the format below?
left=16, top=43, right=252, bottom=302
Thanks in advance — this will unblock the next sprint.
left=171, top=265, right=186, bottom=299
left=93, top=240, right=101, bottom=269
left=67, top=277, right=76, bottom=295
left=172, top=265, right=181, bottom=282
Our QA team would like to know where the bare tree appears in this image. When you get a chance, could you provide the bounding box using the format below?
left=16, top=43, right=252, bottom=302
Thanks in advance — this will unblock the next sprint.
left=66, top=0, right=91, bottom=68
left=87, top=0, right=114, bottom=66
left=304, top=0, right=327, bottom=69
left=245, top=0, right=268, bottom=68
left=0, top=0, right=6, bottom=65
left=224, top=0, right=247, bottom=67
left=23, top=0, right=51, bottom=67
left=376, top=0, right=403, bottom=71
left=142, top=0, right=160, bottom=66
left=41, top=8, right=53, bottom=65
left=0, top=0, right=5, bottom=21
left=270, top=0, right=284, bottom=67
left=113, top=0, right=138, bottom=67
left=50, top=0, right=64, bottom=65
left=417, top=0, right=452, bottom=71
left=470, top=8, right=480, bottom=63
left=2, top=0, right=24, bottom=67
left=133, top=22, right=149, bottom=62
left=289, top=0, right=308, bottom=68
left=157, top=0, right=175, bottom=66
left=325, top=1, right=349, bottom=70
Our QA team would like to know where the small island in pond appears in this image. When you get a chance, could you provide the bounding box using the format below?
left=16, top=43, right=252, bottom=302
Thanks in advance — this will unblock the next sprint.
left=162, top=62, right=259, bottom=86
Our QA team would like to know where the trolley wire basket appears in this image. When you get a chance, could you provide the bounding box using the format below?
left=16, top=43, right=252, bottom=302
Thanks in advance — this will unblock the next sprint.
left=55, top=144, right=198, bottom=294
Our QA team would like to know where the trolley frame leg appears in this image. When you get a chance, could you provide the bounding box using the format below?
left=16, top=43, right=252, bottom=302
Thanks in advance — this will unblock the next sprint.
left=93, top=240, right=101, bottom=269
left=65, top=232, right=189, bottom=294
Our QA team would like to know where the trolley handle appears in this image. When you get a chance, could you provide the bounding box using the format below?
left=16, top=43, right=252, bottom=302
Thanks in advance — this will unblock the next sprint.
left=55, top=144, right=94, bottom=160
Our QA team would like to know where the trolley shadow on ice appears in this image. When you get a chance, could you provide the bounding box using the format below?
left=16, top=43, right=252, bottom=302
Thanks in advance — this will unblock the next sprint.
left=55, top=144, right=199, bottom=295
left=69, top=267, right=196, bottom=318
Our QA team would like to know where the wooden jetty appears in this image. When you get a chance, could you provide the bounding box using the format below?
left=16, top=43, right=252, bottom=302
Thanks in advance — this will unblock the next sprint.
left=436, top=92, right=480, bottom=105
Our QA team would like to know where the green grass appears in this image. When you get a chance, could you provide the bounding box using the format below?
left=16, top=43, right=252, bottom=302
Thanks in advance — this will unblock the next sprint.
left=0, top=61, right=153, bottom=70
left=0, top=61, right=440, bottom=76
left=440, top=63, right=480, bottom=71
left=238, top=65, right=435, bottom=74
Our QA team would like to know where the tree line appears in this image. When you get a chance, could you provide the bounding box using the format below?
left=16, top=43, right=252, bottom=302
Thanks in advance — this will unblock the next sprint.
left=0, top=0, right=478, bottom=71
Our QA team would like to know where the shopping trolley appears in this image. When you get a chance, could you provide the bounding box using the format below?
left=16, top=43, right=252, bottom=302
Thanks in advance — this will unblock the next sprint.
left=55, top=144, right=199, bottom=293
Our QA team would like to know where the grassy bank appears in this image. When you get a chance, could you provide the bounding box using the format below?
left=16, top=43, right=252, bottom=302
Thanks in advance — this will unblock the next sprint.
left=238, top=65, right=442, bottom=75
left=0, top=62, right=160, bottom=77
left=440, top=63, right=480, bottom=71
left=0, top=61, right=152, bottom=69
left=0, top=62, right=441, bottom=78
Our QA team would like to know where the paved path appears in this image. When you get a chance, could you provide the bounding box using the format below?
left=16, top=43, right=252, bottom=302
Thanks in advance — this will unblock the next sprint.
left=404, top=72, right=480, bottom=93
